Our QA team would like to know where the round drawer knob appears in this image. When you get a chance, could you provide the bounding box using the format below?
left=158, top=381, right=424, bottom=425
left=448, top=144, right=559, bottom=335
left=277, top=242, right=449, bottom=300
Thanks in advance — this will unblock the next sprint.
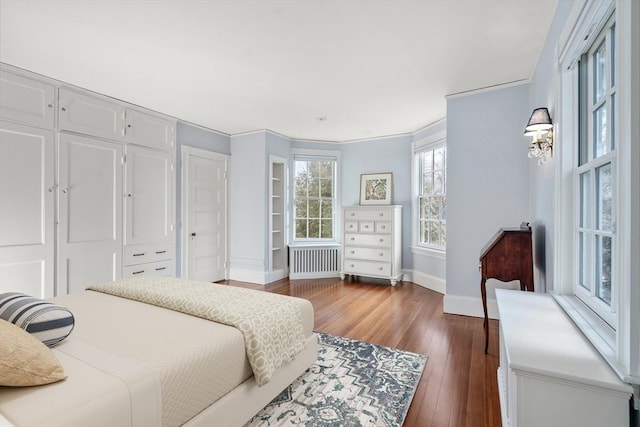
left=379, top=253, right=384, bottom=256
left=378, top=267, right=383, bottom=270
left=351, top=237, right=355, bottom=241
left=350, top=250, right=355, bottom=254
left=379, top=238, right=384, bottom=242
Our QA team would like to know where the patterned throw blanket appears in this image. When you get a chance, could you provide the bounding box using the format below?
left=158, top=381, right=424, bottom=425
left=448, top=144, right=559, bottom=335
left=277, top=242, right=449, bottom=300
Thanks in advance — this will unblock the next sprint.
left=87, top=277, right=306, bottom=386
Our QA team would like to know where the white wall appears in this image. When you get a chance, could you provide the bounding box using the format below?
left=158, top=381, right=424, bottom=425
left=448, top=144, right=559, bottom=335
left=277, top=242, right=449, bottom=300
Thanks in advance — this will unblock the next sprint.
left=444, top=83, right=530, bottom=318
left=228, top=131, right=267, bottom=282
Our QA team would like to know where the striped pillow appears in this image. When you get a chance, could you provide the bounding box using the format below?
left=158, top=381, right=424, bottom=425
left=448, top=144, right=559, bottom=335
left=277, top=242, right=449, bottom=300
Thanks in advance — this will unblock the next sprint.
left=0, top=293, right=74, bottom=347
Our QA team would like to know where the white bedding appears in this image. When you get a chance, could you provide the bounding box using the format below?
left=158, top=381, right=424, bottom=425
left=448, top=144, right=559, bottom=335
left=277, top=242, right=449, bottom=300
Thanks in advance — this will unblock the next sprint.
left=0, top=288, right=316, bottom=427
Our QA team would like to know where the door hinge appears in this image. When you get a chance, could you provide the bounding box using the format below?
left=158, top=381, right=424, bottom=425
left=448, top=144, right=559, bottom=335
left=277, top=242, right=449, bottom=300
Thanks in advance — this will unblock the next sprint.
left=224, top=171, right=228, bottom=179
left=122, top=154, right=126, bottom=164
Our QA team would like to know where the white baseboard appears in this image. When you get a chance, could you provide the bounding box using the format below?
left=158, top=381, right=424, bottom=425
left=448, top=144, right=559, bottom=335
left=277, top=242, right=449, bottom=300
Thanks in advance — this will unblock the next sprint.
left=443, top=294, right=499, bottom=320
left=229, top=268, right=267, bottom=285
left=404, top=269, right=445, bottom=295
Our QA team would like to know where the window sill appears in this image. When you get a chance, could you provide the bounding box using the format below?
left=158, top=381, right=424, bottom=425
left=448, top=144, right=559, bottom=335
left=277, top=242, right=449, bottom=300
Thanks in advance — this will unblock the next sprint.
left=551, top=292, right=637, bottom=385
left=410, top=246, right=446, bottom=260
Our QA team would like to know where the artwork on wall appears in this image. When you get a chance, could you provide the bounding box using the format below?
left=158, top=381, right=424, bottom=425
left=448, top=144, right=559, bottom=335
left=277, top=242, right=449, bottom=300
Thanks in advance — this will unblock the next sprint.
left=359, top=173, right=393, bottom=205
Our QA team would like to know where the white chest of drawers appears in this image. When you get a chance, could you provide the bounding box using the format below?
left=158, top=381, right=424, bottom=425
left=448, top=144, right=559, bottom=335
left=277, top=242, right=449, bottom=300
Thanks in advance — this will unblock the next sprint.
left=340, top=205, right=402, bottom=286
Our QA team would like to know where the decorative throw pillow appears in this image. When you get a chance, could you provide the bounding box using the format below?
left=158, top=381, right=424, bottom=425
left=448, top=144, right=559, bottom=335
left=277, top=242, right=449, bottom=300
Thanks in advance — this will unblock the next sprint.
left=0, top=319, right=67, bottom=386
left=0, top=293, right=74, bottom=347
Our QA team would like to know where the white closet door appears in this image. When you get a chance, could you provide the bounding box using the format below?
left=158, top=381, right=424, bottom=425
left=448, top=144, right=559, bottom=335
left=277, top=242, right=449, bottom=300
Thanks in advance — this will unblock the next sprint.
left=57, top=133, right=123, bottom=295
left=0, top=121, right=54, bottom=297
left=124, top=145, right=172, bottom=245
left=182, top=148, right=227, bottom=282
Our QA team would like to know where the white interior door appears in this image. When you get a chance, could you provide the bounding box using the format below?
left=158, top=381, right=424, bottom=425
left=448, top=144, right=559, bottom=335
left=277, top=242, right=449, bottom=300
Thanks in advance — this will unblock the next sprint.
left=182, top=147, right=227, bottom=282
left=58, top=133, right=122, bottom=294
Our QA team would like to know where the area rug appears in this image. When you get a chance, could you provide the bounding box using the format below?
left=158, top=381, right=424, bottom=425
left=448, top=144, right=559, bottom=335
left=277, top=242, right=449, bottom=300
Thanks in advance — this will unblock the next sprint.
left=245, top=332, right=427, bottom=427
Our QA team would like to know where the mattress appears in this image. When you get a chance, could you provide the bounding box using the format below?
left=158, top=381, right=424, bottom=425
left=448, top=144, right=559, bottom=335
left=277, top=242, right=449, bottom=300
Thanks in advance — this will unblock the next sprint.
left=0, top=289, right=315, bottom=427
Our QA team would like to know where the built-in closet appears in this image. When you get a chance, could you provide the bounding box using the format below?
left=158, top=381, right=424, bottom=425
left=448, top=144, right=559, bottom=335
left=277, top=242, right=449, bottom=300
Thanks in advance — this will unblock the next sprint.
left=0, top=66, right=176, bottom=298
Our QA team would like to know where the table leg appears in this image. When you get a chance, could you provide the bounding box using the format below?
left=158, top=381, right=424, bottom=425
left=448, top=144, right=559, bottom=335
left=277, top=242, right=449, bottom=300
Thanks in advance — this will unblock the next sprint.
left=481, top=277, right=489, bottom=353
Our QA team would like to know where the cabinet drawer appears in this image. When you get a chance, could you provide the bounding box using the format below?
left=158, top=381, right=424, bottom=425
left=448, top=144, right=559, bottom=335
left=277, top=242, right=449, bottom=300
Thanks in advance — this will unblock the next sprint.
left=123, top=260, right=173, bottom=278
left=344, top=247, right=391, bottom=261
left=344, top=233, right=391, bottom=247
left=343, top=259, right=391, bottom=277
left=375, top=221, right=391, bottom=233
left=124, top=243, right=173, bottom=266
left=344, top=209, right=392, bottom=221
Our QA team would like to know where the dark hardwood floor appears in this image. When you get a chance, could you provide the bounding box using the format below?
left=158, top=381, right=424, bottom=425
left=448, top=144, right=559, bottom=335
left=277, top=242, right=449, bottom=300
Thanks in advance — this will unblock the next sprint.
left=221, top=276, right=502, bottom=427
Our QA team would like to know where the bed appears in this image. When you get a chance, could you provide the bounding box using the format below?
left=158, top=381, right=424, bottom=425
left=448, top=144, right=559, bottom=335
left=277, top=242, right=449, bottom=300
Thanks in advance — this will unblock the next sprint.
left=0, top=277, right=319, bottom=427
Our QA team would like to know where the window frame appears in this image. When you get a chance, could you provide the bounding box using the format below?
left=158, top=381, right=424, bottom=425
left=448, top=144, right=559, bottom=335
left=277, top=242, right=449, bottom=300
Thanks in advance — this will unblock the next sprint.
left=554, top=0, right=640, bottom=394
left=412, top=131, right=447, bottom=254
left=290, top=148, right=340, bottom=244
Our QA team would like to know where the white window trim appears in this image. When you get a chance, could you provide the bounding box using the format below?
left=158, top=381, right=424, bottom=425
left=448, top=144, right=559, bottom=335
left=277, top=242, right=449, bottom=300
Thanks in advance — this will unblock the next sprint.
left=554, top=0, right=640, bottom=400
left=290, top=148, right=341, bottom=245
left=412, top=130, right=447, bottom=253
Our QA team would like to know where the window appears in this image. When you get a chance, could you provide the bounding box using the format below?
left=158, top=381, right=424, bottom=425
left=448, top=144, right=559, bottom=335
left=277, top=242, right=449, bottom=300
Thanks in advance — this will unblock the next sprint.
left=575, top=16, right=617, bottom=327
left=293, top=153, right=338, bottom=240
left=556, top=0, right=640, bottom=392
left=417, top=143, right=447, bottom=249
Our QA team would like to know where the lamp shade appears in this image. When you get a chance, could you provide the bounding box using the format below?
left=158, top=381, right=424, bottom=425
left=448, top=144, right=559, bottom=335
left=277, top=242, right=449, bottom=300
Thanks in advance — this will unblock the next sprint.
left=524, top=107, right=553, bottom=135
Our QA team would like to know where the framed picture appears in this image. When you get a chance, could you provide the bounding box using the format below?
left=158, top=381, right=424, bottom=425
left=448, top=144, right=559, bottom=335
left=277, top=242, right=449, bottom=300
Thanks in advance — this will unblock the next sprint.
left=359, top=173, right=393, bottom=205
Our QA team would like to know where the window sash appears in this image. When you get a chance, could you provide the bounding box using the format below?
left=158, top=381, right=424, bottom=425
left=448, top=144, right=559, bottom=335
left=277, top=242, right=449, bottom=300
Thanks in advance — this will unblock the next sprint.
left=293, top=157, right=336, bottom=241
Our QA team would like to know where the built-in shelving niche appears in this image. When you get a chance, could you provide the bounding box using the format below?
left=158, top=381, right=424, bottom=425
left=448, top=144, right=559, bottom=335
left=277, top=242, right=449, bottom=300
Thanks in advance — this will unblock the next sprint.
left=269, top=155, right=287, bottom=282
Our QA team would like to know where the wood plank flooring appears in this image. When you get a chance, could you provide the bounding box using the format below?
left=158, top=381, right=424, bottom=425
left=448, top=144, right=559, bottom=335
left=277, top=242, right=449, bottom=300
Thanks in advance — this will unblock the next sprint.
left=221, top=277, right=501, bottom=427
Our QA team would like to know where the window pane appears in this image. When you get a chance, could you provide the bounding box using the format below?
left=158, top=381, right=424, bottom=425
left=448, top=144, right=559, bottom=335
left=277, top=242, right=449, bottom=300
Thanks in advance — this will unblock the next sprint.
left=610, top=24, right=616, bottom=87
left=295, top=199, right=307, bottom=218
left=433, top=170, right=444, bottom=194
left=295, top=219, right=307, bottom=239
left=319, top=161, right=333, bottom=178
left=596, top=235, right=612, bottom=305
left=596, top=163, right=612, bottom=231
left=593, top=41, right=607, bottom=103
left=419, top=220, right=428, bottom=244
left=422, top=151, right=433, bottom=172
left=429, top=221, right=440, bottom=245
left=320, top=200, right=332, bottom=218
left=320, top=178, right=332, bottom=198
left=593, top=105, right=608, bottom=158
left=320, top=220, right=332, bottom=239
left=308, top=219, right=320, bottom=238
left=580, top=171, right=591, bottom=228
left=308, top=199, right=320, bottom=219
left=423, top=172, right=433, bottom=194
left=579, top=232, right=591, bottom=291
left=431, top=197, right=441, bottom=219
left=434, top=147, right=444, bottom=170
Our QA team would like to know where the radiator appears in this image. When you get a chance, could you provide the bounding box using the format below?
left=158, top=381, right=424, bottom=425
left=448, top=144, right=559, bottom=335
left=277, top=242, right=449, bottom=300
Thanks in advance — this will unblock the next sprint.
left=289, top=245, right=341, bottom=279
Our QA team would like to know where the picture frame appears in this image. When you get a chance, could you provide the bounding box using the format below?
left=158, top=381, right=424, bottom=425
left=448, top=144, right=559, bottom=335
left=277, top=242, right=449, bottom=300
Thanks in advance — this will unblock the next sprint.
left=359, top=172, right=393, bottom=205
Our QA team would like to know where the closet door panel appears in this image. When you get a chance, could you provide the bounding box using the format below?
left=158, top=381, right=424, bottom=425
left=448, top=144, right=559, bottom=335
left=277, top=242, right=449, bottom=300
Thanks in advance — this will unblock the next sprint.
left=59, top=88, right=125, bottom=141
left=124, top=145, right=172, bottom=245
left=125, top=109, right=174, bottom=150
left=0, top=121, right=54, bottom=297
left=58, top=133, right=122, bottom=294
left=0, top=70, right=55, bottom=129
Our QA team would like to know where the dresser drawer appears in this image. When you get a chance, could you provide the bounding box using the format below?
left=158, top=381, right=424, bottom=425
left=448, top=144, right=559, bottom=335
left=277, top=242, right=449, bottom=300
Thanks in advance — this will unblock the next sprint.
left=344, top=208, right=393, bottom=221
left=375, top=221, right=391, bottom=233
left=344, top=233, right=391, bottom=247
left=123, top=260, right=173, bottom=278
left=343, top=247, right=391, bottom=261
left=343, top=259, right=391, bottom=277
left=359, top=221, right=375, bottom=232
left=124, top=243, right=173, bottom=266
left=345, top=221, right=358, bottom=232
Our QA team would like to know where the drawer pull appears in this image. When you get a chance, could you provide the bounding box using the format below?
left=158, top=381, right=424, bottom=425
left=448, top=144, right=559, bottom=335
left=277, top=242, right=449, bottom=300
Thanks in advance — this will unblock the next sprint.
left=379, top=238, right=384, bottom=242
left=379, top=267, right=384, bottom=271
left=133, top=253, right=145, bottom=257
left=379, top=213, right=384, bottom=217
left=380, top=225, right=386, bottom=230
left=155, top=267, right=167, bottom=271
left=132, top=270, right=145, bottom=275
left=364, top=225, right=369, bottom=228
left=155, top=250, right=167, bottom=254
left=350, top=264, right=355, bottom=268
left=351, top=237, right=355, bottom=241
left=350, top=250, right=355, bottom=254
left=350, top=213, right=355, bottom=216
left=379, top=253, right=384, bottom=256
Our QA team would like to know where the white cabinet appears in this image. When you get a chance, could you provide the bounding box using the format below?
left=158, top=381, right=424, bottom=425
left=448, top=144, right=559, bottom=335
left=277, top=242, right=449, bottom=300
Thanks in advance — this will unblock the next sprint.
left=496, top=289, right=633, bottom=427
left=340, top=205, right=402, bottom=285
left=59, top=87, right=125, bottom=141
left=269, top=156, right=286, bottom=282
left=57, top=133, right=123, bottom=294
left=0, top=121, right=55, bottom=297
left=125, top=109, right=175, bottom=150
left=0, top=70, right=55, bottom=129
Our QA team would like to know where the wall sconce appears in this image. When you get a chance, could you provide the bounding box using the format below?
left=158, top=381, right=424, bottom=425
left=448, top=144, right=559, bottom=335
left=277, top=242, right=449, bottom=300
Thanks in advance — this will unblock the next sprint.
left=524, top=107, right=553, bottom=165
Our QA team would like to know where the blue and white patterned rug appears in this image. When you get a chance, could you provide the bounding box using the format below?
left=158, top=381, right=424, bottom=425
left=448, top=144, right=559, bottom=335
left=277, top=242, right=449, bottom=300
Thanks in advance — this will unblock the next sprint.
left=245, top=332, right=428, bottom=427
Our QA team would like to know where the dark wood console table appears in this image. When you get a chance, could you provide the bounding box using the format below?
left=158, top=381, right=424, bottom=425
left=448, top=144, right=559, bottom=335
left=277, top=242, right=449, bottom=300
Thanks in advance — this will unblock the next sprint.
left=480, top=226, right=533, bottom=353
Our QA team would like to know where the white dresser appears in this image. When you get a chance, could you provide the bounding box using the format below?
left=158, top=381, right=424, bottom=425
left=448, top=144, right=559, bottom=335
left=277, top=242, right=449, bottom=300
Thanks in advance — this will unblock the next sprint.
left=496, top=289, right=632, bottom=427
left=340, top=205, right=402, bottom=286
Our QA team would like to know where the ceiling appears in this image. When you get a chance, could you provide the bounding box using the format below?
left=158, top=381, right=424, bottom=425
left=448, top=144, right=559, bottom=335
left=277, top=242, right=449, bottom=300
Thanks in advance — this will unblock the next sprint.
left=0, top=0, right=557, bottom=142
